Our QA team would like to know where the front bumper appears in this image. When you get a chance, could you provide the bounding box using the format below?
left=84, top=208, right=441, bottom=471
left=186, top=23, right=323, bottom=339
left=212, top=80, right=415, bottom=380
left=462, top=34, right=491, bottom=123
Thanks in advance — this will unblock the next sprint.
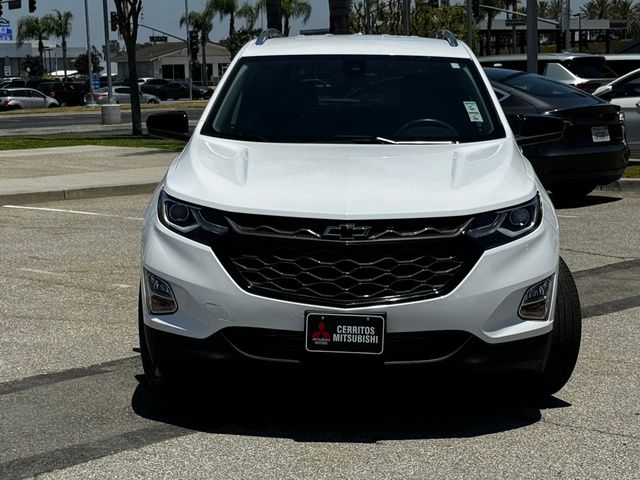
left=141, top=193, right=560, bottom=368
left=143, top=323, right=552, bottom=373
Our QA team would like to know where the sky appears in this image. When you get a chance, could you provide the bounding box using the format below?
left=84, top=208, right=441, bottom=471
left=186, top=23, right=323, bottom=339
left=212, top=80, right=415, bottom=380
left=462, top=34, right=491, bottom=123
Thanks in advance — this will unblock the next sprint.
left=0, top=0, right=330, bottom=48
left=0, top=0, right=591, bottom=49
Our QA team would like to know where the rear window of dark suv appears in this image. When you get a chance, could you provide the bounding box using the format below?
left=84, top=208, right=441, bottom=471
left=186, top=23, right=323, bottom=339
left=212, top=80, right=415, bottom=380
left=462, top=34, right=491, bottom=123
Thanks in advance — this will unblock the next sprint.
left=203, top=55, right=505, bottom=144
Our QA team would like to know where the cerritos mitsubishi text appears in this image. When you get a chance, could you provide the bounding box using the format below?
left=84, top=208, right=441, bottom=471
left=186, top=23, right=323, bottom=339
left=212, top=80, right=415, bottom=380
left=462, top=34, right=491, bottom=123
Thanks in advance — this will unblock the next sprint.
left=140, top=32, right=582, bottom=396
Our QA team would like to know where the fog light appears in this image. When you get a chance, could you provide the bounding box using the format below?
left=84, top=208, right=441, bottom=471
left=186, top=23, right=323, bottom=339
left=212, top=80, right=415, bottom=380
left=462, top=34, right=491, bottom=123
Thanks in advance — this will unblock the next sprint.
left=519, top=275, right=554, bottom=320
left=144, top=270, right=178, bottom=314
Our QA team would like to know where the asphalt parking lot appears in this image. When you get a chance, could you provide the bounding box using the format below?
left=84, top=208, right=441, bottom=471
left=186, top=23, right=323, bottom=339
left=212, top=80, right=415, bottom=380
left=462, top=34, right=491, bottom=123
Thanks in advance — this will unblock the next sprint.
left=0, top=191, right=639, bottom=479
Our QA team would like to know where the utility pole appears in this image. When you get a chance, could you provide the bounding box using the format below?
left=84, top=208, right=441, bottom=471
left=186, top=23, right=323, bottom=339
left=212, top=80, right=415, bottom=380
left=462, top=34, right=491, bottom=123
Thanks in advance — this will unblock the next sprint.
left=564, top=0, right=570, bottom=51
left=102, top=0, right=113, bottom=104
left=403, top=0, right=409, bottom=35
left=84, top=0, right=95, bottom=104
left=526, top=0, right=537, bottom=73
left=184, top=0, right=192, bottom=100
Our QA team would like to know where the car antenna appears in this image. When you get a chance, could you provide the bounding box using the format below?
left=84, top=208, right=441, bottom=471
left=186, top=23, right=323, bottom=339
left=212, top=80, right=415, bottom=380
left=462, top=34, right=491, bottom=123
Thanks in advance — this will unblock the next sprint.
left=256, top=29, right=282, bottom=46
left=437, top=30, right=458, bottom=47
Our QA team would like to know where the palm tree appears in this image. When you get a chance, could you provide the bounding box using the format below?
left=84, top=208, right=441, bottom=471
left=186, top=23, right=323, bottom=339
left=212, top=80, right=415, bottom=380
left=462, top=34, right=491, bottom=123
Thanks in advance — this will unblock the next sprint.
left=538, top=0, right=550, bottom=17
left=180, top=10, right=214, bottom=87
left=581, top=0, right=612, bottom=18
left=237, top=1, right=260, bottom=30
left=43, top=10, right=73, bottom=79
left=16, top=16, right=52, bottom=69
left=207, top=0, right=239, bottom=36
left=544, top=0, right=564, bottom=20
left=281, top=0, right=311, bottom=36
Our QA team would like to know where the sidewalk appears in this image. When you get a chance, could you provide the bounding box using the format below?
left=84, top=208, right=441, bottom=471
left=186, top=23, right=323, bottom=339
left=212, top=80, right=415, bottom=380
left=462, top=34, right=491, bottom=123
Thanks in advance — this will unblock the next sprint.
left=0, top=145, right=177, bottom=204
left=0, top=144, right=637, bottom=206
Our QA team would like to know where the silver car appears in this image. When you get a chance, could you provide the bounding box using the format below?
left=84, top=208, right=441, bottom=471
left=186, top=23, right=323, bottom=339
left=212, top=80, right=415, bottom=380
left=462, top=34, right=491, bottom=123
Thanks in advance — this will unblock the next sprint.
left=85, top=86, right=160, bottom=105
left=594, top=68, right=640, bottom=157
left=0, top=88, right=60, bottom=110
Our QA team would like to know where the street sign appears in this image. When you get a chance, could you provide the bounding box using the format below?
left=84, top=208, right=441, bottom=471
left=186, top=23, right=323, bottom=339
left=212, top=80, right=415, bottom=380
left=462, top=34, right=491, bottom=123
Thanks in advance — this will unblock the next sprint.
left=4, top=65, right=11, bottom=76
left=505, top=19, right=527, bottom=27
left=0, top=26, right=13, bottom=41
left=91, top=73, right=100, bottom=90
left=149, top=35, right=167, bottom=42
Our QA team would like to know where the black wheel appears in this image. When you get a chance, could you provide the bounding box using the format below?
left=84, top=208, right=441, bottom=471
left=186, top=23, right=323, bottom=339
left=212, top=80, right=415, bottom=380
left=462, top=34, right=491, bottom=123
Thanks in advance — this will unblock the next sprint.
left=533, top=257, right=582, bottom=396
left=551, top=183, right=597, bottom=204
left=138, top=288, right=170, bottom=391
left=148, top=99, right=159, bottom=104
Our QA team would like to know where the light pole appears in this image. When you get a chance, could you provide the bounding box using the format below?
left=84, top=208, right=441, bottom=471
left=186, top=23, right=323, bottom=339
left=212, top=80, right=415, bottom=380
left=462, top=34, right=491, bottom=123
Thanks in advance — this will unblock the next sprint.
left=102, top=0, right=113, bottom=103
left=184, top=0, right=192, bottom=100
left=84, top=0, right=95, bottom=104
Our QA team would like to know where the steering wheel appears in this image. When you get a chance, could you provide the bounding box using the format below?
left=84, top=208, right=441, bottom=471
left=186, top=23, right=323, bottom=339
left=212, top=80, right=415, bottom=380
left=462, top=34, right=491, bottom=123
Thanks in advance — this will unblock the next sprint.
left=395, top=118, right=458, bottom=137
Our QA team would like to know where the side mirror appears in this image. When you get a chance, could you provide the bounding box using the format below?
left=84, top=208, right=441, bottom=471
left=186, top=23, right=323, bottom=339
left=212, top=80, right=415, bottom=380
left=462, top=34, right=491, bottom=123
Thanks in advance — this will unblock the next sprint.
left=594, top=85, right=613, bottom=100
left=514, top=114, right=565, bottom=146
left=146, top=111, right=190, bottom=141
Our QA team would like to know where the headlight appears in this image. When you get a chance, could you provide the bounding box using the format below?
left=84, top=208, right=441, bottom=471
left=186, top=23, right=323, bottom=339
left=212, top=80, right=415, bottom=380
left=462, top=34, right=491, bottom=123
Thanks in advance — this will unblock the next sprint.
left=466, top=194, right=541, bottom=248
left=158, top=190, right=229, bottom=242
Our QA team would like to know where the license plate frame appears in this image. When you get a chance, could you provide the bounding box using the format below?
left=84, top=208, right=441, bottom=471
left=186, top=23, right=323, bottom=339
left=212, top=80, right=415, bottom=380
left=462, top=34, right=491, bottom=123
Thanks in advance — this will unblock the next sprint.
left=305, top=312, right=385, bottom=355
left=591, top=126, right=610, bottom=143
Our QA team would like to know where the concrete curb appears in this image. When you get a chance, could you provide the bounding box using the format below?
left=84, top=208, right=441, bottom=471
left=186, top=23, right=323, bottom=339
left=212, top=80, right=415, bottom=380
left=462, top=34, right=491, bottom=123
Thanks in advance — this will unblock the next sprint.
left=599, top=178, right=640, bottom=192
left=0, top=182, right=158, bottom=205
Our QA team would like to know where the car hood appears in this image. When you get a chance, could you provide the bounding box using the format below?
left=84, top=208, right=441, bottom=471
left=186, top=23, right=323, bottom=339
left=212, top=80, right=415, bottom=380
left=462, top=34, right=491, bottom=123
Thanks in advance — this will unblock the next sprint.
left=164, top=136, right=537, bottom=219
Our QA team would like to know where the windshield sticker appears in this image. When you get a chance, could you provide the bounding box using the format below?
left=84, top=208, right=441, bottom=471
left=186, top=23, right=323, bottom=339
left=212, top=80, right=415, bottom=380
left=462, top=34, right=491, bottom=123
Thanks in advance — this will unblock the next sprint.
left=451, top=63, right=460, bottom=69
left=463, top=101, right=483, bottom=122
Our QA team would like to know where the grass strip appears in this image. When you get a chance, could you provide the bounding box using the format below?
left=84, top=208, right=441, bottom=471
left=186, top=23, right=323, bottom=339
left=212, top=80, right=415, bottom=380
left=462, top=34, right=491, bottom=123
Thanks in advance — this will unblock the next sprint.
left=0, top=135, right=186, bottom=151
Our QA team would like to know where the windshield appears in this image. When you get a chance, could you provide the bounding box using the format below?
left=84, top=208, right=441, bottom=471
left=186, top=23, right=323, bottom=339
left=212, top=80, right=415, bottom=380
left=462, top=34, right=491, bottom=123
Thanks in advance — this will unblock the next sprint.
left=203, top=55, right=505, bottom=143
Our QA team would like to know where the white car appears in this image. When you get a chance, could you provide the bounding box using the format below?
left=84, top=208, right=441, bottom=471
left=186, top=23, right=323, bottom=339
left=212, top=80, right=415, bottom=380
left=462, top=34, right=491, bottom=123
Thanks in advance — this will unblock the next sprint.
left=141, top=33, right=581, bottom=396
left=0, top=87, right=59, bottom=109
left=85, top=86, right=160, bottom=105
left=594, top=68, right=640, bottom=156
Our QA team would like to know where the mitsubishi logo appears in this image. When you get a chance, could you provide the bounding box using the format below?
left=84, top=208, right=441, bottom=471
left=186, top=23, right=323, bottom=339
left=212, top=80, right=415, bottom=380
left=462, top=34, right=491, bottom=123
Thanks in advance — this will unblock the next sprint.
left=323, top=223, right=372, bottom=240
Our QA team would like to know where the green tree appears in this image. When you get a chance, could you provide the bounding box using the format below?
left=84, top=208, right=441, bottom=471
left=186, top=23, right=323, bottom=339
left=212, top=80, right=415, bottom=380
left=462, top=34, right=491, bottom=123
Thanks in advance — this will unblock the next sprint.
left=43, top=10, right=73, bottom=80
left=281, top=0, right=312, bottom=36
left=16, top=16, right=53, bottom=68
left=207, top=0, right=239, bottom=36
left=20, top=55, right=44, bottom=78
left=180, top=9, right=214, bottom=87
left=114, top=0, right=144, bottom=136
left=237, top=1, right=261, bottom=30
left=73, top=50, right=101, bottom=75
left=581, top=0, right=612, bottom=18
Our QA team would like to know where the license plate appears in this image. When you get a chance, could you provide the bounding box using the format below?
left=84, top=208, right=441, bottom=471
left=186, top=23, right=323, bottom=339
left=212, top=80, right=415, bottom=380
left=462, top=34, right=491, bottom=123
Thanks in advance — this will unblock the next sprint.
left=591, top=126, right=610, bottom=143
left=305, top=312, right=385, bottom=355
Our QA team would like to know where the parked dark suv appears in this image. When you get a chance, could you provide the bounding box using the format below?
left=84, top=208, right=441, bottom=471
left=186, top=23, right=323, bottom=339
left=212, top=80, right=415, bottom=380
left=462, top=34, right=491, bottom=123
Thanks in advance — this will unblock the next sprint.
left=37, top=82, right=87, bottom=107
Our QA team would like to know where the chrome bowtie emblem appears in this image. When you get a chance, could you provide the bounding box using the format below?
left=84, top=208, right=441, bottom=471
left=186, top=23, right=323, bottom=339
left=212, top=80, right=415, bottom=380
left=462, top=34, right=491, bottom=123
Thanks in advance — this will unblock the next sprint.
left=323, top=223, right=372, bottom=240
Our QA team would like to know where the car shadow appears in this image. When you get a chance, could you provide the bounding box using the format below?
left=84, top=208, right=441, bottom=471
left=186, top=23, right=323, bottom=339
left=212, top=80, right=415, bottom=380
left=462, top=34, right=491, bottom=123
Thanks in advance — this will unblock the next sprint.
left=131, top=370, right=570, bottom=443
left=552, top=194, right=622, bottom=210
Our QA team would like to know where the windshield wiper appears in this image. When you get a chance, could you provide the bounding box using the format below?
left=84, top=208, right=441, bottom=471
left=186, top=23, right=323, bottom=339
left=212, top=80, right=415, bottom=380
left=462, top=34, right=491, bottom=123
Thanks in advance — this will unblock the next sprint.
left=326, top=136, right=457, bottom=145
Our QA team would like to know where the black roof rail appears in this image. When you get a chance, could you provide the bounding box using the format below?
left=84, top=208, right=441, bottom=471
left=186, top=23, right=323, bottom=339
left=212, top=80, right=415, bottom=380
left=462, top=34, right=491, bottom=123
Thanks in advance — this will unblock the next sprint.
left=437, top=30, right=458, bottom=47
left=255, top=29, right=282, bottom=45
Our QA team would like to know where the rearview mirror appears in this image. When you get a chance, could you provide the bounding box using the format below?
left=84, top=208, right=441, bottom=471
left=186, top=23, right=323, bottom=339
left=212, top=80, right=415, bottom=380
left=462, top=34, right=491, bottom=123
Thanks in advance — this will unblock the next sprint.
left=146, top=111, right=190, bottom=141
left=514, top=114, right=565, bottom=146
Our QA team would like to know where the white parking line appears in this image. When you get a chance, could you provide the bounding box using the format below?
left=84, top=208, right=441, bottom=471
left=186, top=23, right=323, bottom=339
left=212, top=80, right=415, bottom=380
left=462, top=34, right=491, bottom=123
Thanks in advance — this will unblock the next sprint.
left=557, top=215, right=580, bottom=219
left=2, top=205, right=143, bottom=221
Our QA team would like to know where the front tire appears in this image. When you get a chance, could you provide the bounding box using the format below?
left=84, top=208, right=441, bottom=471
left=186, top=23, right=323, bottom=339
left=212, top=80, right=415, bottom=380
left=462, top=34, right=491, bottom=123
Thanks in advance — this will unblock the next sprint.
left=533, top=257, right=582, bottom=396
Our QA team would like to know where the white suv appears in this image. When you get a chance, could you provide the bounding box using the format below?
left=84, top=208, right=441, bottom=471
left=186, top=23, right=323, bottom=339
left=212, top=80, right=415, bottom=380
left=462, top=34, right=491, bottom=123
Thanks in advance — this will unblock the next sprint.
left=142, top=32, right=581, bottom=395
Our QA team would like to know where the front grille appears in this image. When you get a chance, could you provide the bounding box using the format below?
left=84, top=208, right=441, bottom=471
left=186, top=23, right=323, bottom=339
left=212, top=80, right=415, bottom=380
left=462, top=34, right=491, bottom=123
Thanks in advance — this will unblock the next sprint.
left=212, top=213, right=483, bottom=307
left=222, top=327, right=472, bottom=363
